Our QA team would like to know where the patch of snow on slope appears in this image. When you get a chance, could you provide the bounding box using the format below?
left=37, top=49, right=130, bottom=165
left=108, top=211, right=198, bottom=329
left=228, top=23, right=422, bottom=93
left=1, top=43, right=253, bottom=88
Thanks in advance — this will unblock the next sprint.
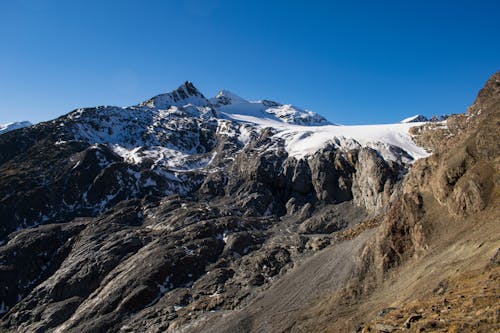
left=111, top=145, right=214, bottom=171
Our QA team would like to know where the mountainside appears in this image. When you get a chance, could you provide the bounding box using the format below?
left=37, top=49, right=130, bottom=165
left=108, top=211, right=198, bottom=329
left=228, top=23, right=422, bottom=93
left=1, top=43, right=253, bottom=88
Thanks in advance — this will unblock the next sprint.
left=282, top=71, right=500, bottom=333
left=0, top=74, right=498, bottom=333
left=0, top=82, right=427, bottom=239
left=0, top=121, right=32, bottom=135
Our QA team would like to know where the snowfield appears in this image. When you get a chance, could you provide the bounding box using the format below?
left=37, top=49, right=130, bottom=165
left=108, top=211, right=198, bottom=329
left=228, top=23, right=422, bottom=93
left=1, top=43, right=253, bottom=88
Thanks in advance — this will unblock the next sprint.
left=213, top=92, right=429, bottom=162
left=274, top=122, right=430, bottom=161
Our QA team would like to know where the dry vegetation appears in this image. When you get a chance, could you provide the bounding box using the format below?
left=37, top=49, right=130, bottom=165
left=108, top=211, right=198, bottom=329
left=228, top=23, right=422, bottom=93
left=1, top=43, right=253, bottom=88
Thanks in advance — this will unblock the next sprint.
left=292, top=72, right=500, bottom=333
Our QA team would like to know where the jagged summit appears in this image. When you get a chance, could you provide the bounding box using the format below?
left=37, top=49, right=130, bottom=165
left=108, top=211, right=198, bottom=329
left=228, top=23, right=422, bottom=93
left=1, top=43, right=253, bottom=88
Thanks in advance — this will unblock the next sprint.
left=132, top=81, right=331, bottom=126
left=183, top=81, right=203, bottom=97
left=139, top=81, right=208, bottom=109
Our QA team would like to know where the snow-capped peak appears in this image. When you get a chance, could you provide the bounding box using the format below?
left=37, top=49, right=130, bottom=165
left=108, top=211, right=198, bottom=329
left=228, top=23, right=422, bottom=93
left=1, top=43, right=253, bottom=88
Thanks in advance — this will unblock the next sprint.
left=0, top=121, right=32, bottom=135
left=135, top=81, right=331, bottom=126
left=207, top=90, right=331, bottom=126
left=212, top=90, right=248, bottom=106
left=25, top=80, right=430, bottom=205
left=139, top=81, right=209, bottom=109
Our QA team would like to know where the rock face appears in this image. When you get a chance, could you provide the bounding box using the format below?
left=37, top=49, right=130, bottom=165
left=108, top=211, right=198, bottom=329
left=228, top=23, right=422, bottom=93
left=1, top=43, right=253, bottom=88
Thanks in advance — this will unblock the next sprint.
left=1, top=73, right=497, bottom=333
left=285, top=71, right=500, bottom=333
left=363, top=71, right=500, bottom=282
left=352, top=147, right=403, bottom=212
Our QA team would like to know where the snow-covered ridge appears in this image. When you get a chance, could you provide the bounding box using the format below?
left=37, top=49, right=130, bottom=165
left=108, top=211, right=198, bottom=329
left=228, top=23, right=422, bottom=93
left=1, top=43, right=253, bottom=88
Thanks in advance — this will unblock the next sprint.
left=208, top=89, right=331, bottom=126
left=135, top=82, right=330, bottom=126
left=138, top=81, right=209, bottom=109
left=0, top=121, right=32, bottom=135
left=60, top=82, right=430, bottom=180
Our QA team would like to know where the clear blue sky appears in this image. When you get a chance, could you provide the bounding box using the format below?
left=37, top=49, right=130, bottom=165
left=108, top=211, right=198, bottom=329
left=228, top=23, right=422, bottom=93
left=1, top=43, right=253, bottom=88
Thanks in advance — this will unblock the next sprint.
left=0, top=0, right=499, bottom=125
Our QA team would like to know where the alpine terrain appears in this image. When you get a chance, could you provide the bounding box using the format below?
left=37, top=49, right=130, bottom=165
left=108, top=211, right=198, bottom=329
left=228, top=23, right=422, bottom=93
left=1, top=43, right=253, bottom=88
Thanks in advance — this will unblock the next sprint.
left=0, top=72, right=498, bottom=333
left=0, top=122, right=32, bottom=135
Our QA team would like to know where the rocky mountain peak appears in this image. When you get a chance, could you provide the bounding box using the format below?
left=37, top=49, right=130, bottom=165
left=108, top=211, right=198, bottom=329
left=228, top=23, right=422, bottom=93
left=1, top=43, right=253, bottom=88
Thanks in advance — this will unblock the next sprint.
left=183, top=81, right=203, bottom=97
left=138, top=81, right=208, bottom=109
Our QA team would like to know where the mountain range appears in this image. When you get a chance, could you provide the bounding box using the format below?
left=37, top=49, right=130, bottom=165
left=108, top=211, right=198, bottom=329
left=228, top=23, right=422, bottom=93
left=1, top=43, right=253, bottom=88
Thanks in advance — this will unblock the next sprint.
left=0, top=73, right=498, bottom=332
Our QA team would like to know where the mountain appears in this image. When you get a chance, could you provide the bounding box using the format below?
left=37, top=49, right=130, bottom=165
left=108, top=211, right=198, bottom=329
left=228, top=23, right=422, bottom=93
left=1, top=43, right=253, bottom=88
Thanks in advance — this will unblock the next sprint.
left=137, top=81, right=331, bottom=126
left=0, top=74, right=498, bottom=332
left=0, top=121, right=32, bottom=135
left=0, top=83, right=426, bottom=237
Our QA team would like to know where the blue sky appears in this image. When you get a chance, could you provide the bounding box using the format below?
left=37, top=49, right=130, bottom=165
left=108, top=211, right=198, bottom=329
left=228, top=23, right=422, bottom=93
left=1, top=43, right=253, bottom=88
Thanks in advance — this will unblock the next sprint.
left=0, top=0, right=499, bottom=125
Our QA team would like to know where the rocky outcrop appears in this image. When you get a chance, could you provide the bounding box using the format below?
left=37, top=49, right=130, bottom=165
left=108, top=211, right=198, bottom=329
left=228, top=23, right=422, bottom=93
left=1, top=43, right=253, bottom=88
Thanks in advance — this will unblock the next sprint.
left=308, top=146, right=355, bottom=203
left=352, top=147, right=404, bottom=213
left=366, top=71, right=499, bottom=282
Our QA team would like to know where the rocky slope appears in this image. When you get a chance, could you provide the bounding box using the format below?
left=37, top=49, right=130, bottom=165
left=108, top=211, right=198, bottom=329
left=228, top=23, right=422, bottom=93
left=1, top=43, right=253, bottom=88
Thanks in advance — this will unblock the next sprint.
left=0, top=73, right=498, bottom=332
left=287, top=71, right=500, bottom=332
